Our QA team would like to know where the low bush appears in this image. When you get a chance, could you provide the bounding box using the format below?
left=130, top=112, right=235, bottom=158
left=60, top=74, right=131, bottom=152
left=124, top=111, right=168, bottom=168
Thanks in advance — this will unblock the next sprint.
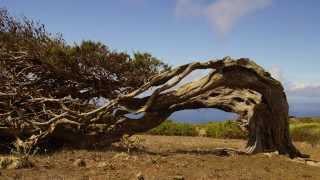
left=148, top=120, right=245, bottom=138
left=148, top=120, right=198, bottom=136
left=203, top=120, right=247, bottom=139
left=290, top=121, right=320, bottom=146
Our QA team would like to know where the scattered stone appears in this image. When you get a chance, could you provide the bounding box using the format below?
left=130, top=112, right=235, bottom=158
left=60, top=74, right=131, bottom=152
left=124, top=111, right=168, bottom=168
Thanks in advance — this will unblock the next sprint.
left=73, top=159, right=86, bottom=167
left=97, top=161, right=108, bottom=168
left=263, top=151, right=279, bottom=158
left=173, top=175, right=184, bottom=180
left=136, top=172, right=144, bottom=180
left=290, top=158, right=320, bottom=167
left=306, top=161, right=320, bottom=167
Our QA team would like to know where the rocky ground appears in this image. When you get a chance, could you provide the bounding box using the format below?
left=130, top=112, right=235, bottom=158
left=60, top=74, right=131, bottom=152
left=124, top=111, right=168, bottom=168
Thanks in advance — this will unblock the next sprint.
left=0, top=135, right=320, bottom=180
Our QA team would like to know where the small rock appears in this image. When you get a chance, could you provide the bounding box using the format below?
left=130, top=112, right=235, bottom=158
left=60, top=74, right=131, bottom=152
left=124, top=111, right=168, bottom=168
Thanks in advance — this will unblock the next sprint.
left=97, top=161, right=109, bottom=168
left=136, top=172, right=144, bottom=180
left=73, top=159, right=86, bottom=167
left=306, top=160, right=320, bottom=167
left=263, top=151, right=279, bottom=158
left=173, top=175, right=184, bottom=180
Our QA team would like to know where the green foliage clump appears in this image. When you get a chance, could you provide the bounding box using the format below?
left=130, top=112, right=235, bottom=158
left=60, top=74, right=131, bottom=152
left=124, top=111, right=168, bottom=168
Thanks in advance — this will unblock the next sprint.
left=148, top=120, right=246, bottom=139
left=203, top=120, right=247, bottom=139
left=149, top=120, right=198, bottom=136
left=290, top=119, right=320, bottom=146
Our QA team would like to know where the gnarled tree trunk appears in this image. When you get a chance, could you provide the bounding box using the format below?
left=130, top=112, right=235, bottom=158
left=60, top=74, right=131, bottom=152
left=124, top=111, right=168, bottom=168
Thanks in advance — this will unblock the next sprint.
left=0, top=56, right=303, bottom=157
left=112, top=57, right=302, bottom=157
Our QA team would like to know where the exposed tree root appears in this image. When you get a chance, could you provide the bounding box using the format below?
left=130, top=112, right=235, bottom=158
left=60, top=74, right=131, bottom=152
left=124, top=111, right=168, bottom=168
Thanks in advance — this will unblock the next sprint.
left=290, top=158, right=320, bottom=167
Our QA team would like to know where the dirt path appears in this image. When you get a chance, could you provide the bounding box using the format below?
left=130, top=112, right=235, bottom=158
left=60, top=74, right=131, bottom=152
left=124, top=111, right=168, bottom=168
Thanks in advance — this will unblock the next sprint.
left=1, top=135, right=320, bottom=180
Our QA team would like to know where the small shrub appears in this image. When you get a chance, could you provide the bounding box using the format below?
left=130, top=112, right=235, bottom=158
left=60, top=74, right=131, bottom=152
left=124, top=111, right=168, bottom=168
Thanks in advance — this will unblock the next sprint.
left=11, top=139, right=39, bottom=158
left=0, top=156, right=33, bottom=169
left=148, top=120, right=197, bottom=136
left=148, top=120, right=245, bottom=138
left=290, top=122, right=320, bottom=147
left=204, top=120, right=246, bottom=139
left=119, top=134, right=145, bottom=153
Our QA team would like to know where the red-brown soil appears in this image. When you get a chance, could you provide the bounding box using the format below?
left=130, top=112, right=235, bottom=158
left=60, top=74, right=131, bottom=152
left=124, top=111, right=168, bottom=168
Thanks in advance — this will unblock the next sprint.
left=1, top=135, right=319, bottom=180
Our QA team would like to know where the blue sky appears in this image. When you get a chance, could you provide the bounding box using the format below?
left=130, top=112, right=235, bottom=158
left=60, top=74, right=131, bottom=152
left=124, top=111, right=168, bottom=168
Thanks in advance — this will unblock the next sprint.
left=2, top=0, right=320, bottom=120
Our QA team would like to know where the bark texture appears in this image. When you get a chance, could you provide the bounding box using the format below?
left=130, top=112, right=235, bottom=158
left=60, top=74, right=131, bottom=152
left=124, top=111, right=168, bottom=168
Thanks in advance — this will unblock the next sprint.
left=0, top=56, right=303, bottom=157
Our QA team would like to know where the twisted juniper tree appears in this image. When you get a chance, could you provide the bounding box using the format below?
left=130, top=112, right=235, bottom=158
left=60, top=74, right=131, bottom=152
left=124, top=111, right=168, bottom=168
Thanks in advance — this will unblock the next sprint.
left=0, top=8, right=304, bottom=158
left=0, top=55, right=303, bottom=157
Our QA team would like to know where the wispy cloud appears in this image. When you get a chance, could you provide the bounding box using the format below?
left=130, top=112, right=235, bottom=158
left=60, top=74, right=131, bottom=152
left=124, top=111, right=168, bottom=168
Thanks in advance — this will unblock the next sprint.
left=175, top=0, right=272, bottom=36
left=268, top=66, right=320, bottom=98
left=287, top=83, right=320, bottom=97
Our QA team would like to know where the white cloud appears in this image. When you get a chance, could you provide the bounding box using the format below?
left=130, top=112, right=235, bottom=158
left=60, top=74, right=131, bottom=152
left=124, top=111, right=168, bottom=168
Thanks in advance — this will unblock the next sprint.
left=287, top=82, right=320, bottom=97
left=268, top=66, right=320, bottom=98
left=175, top=0, right=272, bottom=36
left=206, top=0, right=272, bottom=35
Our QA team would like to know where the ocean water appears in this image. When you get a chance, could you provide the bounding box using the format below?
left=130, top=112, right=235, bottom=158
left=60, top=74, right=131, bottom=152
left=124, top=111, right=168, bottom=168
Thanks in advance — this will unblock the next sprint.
left=169, top=101, right=320, bottom=123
